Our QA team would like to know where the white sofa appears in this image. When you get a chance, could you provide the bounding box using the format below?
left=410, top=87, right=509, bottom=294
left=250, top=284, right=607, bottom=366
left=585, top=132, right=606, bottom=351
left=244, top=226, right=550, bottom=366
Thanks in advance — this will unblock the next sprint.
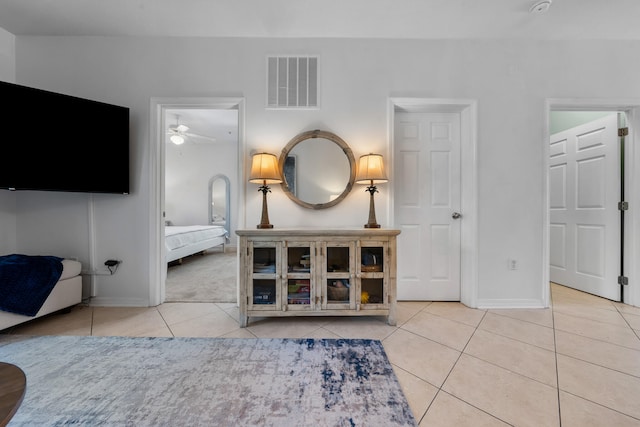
left=0, top=259, right=83, bottom=331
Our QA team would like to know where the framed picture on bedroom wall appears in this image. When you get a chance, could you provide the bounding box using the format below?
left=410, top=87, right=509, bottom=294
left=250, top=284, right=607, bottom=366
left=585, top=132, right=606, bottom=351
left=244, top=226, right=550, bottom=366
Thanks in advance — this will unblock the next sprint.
left=284, top=155, right=296, bottom=197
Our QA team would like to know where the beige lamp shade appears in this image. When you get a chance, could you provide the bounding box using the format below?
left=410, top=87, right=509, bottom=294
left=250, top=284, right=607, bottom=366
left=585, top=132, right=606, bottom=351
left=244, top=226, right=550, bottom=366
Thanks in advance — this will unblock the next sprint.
left=249, top=153, right=282, bottom=184
left=355, top=153, right=388, bottom=184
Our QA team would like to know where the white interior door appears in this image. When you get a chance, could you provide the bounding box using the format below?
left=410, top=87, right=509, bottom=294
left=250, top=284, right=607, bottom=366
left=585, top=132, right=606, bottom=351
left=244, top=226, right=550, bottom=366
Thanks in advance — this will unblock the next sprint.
left=394, top=112, right=461, bottom=300
left=549, top=113, right=621, bottom=301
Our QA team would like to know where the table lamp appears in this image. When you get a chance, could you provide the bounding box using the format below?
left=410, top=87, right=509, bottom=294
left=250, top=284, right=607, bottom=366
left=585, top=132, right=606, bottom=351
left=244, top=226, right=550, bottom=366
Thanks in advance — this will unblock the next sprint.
left=249, top=152, right=282, bottom=229
left=355, top=153, right=388, bottom=228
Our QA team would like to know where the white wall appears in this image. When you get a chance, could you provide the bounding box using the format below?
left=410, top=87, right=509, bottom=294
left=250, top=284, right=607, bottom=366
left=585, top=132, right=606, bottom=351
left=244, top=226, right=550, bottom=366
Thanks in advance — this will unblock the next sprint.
left=7, top=35, right=640, bottom=307
left=0, top=27, right=14, bottom=82
left=0, top=28, right=16, bottom=255
left=165, top=141, right=236, bottom=226
left=0, top=190, right=16, bottom=255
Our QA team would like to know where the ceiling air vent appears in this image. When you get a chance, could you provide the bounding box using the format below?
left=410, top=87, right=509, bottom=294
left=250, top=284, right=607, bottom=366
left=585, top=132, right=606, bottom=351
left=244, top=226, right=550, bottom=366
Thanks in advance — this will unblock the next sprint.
left=267, top=55, right=318, bottom=109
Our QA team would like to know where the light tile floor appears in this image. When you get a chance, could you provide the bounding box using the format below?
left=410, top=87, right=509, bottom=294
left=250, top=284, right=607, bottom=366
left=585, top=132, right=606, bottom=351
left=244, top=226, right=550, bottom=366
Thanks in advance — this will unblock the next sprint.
left=3, top=283, right=640, bottom=426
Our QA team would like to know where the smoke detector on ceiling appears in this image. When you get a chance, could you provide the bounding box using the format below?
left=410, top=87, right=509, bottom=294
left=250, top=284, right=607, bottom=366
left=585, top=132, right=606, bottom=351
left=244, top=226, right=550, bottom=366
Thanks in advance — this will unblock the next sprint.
left=530, top=0, right=552, bottom=14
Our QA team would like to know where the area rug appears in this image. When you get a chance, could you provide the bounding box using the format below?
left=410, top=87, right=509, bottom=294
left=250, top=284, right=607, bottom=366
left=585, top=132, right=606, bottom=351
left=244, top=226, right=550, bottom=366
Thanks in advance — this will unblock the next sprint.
left=166, top=250, right=237, bottom=303
left=0, top=335, right=416, bottom=426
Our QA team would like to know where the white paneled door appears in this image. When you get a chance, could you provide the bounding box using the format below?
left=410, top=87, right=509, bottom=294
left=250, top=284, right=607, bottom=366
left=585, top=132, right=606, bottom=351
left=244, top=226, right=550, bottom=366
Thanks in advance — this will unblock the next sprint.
left=549, top=113, right=621, bottom=301
left=394, top=112, right=461, bottom=300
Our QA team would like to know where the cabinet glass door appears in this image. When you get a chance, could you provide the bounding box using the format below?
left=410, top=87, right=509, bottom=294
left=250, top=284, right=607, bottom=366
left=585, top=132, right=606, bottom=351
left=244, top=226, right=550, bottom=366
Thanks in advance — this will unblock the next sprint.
left=284, top=242, right=315, bottom=310
left=359, top=242, right=388, bottom=309
left=324, top=242, right=355, bottom=309
left=248, top=242, right=281, bottom=311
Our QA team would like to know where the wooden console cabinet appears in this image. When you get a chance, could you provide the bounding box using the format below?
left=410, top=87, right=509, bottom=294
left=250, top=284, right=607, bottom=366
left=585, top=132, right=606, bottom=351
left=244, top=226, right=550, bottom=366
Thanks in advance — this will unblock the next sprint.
left=236, top=228, right=400, bottom=327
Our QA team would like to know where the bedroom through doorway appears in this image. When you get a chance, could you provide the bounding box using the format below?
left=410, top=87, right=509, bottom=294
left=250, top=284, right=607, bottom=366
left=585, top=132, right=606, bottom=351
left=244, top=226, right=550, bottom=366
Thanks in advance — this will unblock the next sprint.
left=162, top=106, right=240, bottom=304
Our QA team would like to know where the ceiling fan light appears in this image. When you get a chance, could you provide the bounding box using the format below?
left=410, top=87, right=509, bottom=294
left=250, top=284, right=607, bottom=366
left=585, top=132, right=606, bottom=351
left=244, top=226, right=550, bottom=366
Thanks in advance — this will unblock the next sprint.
left=170, top=134, right=185, bottom=145
left=176, top=124, right=189, bottom=132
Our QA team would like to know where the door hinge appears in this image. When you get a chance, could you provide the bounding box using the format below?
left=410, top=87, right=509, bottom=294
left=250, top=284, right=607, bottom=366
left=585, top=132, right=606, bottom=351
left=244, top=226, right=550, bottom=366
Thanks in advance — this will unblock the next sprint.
left=618, top=127, right=629, bottom=137
left=618, top=201, right=629, bottom=211
left=618, top=276, right=629, bottom=286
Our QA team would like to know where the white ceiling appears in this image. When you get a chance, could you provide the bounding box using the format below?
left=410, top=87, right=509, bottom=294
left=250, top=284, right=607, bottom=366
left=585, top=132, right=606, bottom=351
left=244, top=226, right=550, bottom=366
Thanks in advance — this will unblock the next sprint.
left=0, top=0, right=639, bottom=40
left=165, top=109, right=238, bottom=146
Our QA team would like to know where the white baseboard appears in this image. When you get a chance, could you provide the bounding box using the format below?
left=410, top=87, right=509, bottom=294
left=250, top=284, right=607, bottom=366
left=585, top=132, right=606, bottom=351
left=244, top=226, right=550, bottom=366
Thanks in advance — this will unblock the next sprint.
left=88, top=297, right=150, bottom=307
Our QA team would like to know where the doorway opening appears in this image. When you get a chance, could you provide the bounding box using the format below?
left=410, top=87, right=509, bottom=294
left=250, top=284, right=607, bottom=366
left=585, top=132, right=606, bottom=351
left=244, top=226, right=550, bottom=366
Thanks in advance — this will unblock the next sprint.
left=545, top=99, right=640, bottom=308
left=548, top=111, right=623, bottom=302
left=163, top=108, right=239, bottom=303
left=149, top=98, right=245, bottom=306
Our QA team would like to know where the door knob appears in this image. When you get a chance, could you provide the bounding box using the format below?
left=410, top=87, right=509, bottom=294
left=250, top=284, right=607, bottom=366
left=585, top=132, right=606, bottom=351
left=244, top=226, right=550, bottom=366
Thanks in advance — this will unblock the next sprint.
left=452, top=212, right=462, bottom=219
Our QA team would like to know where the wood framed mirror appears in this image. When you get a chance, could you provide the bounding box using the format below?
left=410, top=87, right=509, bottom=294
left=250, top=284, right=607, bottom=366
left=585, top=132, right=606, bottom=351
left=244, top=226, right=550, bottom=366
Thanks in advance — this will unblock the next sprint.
left=279, top=130, right=356, bottom=209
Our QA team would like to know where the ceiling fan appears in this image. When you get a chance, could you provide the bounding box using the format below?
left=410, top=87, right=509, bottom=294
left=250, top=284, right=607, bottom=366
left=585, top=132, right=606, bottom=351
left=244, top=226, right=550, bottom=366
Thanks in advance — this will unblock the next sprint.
left=167, top=115, right=216, bottom=145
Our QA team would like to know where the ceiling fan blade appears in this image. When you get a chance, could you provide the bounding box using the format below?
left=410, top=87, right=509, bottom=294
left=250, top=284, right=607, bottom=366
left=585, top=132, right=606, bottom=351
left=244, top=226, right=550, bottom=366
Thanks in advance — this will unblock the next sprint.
left=168, top=124, right=188, bottom=131
left=184, top=132, right=216, bottom=142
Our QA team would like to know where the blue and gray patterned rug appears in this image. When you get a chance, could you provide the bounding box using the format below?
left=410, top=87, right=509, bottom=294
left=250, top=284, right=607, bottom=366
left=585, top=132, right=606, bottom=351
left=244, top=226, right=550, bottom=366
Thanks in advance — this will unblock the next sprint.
left=1, top=335, right=416, bottom=426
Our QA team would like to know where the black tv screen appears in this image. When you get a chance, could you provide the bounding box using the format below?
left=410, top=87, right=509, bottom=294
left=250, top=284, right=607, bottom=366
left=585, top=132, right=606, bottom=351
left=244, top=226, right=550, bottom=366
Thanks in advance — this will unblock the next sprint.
left=0, top=81, right=130, bottom=194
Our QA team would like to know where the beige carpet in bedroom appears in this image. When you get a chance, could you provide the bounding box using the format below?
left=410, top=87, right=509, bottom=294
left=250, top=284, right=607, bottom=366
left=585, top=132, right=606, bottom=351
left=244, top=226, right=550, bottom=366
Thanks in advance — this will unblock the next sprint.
left=165, top=249, right=237, bottom=303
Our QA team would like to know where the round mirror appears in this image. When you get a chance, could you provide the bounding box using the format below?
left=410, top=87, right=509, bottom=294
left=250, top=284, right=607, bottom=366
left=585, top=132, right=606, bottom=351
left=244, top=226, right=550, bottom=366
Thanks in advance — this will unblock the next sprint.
left=279, top=130, right=356, bottom=209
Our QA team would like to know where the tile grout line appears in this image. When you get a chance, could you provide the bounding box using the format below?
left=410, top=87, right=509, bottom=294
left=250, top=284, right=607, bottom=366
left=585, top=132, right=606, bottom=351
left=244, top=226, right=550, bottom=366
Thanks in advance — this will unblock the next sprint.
left=551, top=293, right=563, bottom=427
left=155, top=307, right=176, bottom=337
left=552, top=291, right=640, bottom=422
left=416, top=309, right=489, bottom=425
left=614, top=304, right=640, bottom=342
left=476, top=314, right=556, bottom=354
left=421, top=309, right=515, bottom=427
left=90, top=307, right=95, bottom=336
left=553, top=311, right=640, bottom=352
left=388, top=303, right=437, bottom=425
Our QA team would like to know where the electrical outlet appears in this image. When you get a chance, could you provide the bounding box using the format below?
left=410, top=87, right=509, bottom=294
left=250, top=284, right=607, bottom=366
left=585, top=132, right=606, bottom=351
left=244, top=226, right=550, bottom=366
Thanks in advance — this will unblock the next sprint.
left=508, top=259, right=518, bottom=270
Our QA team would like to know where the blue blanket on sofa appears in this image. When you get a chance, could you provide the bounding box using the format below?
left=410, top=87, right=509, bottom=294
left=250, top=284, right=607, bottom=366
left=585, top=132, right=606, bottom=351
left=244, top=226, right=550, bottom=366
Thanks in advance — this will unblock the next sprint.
left=0, top=254, right=64, bottom=317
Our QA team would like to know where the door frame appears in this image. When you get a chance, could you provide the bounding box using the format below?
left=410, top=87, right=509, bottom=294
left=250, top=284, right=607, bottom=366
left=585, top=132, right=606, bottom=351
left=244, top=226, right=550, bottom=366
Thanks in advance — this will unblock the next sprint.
left=388, top=98, right=478, bottom=307
left=544, top=99, right=640, bottom=307
left=149, top=97, right=246, bottom=306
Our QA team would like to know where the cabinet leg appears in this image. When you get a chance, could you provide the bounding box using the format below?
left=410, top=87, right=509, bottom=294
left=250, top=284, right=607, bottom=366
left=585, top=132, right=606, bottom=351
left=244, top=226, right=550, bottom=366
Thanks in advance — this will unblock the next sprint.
left=387, top=313, right=397, bottom=326
left=239, top=315, right=248, bottom=328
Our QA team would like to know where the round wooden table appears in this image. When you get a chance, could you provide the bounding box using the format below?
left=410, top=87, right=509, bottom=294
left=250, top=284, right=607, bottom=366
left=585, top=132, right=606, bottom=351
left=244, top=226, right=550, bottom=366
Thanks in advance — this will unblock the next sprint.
left=0, top=362, right=26, bottom=427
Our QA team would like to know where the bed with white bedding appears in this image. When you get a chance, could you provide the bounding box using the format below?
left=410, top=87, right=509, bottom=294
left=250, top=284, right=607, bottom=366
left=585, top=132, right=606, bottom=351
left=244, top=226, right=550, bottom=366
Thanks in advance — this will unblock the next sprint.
left=165, top=225, right=228, bottom=263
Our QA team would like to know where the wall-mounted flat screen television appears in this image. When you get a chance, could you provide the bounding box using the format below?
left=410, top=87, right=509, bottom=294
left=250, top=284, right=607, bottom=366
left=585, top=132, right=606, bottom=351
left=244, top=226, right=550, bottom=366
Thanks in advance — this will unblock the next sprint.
left=0, top=81, right=130, bottom=194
